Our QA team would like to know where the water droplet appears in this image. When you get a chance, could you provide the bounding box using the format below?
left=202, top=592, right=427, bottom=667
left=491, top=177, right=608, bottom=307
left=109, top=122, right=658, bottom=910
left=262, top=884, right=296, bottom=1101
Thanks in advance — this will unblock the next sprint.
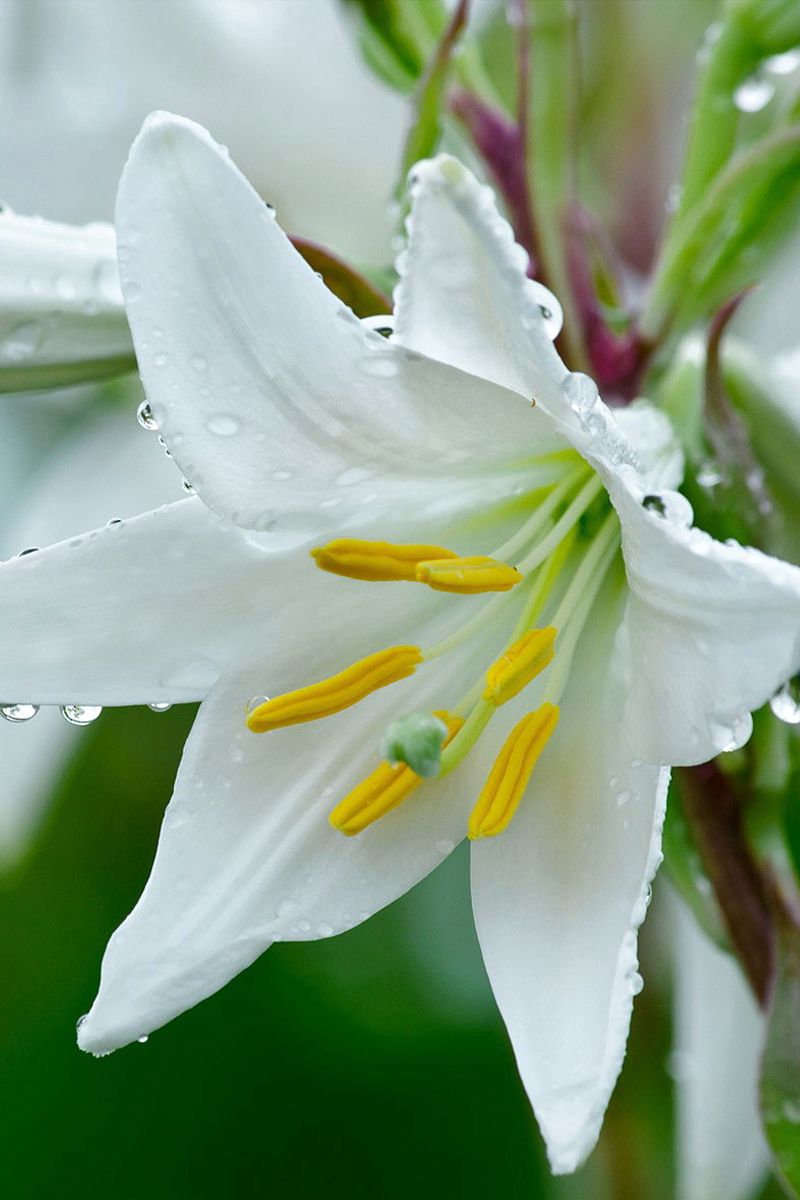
left=770, top=676, right=800, bottom=725
left=190, top=354, right=207, bottom=371
left=362, top=314, right=394, bottom=337
left=316, top=922, right=334, bottom=937
left=153, top=351, right=168, bottom=368
left=734, top=74, right=774, bottom=112
left=148, top=701, right=173, bottom=713
left=1, top=703, right=39, bottom=722
left=298, top=919, right=311, bottom=932
left=17, top=547, right=38, bottom=557
left=4, top=321, right=42, bottom=361
left=181, top=478, right=195, bottom=495
left=106, top=518, right=122, bottom=528
left=435, top=837, right=455, bottom=856
left=136, top=401, right=159, bottom=431
left=643, top=490, right=693, bottom=526
left=616, top=789, right=632, bottom=807
left=137, top=1035, right=149, bottom=1044
left=630, top=971, right=644, bottom=995
left=560, top=372, right=598, bottom=415
left=124, top=280, right=143, bottom=302
left=271, top=469, right=292, bottom=482
left=277, top=898, right=299, bottom=919
left=60, top=704, right=103, bottom=726
left=206, top=414, right=240, bottom=437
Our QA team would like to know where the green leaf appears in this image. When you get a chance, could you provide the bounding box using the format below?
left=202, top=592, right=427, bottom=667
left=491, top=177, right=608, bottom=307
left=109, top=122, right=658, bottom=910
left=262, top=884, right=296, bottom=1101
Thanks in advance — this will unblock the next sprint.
left=339, top=0, right=447, bottom=93
left=395, top=0, right=470, bottom=204
left=642, top=126, right=800, bottom=338
left=761, top=897, right=800, bottom=1196
left=291, top=238, right=391, bottom=317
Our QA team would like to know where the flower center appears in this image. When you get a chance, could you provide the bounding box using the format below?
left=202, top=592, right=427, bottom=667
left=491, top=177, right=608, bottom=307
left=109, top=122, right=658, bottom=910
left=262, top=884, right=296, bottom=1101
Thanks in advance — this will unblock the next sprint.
left=246, top=451, right=621, bottom=840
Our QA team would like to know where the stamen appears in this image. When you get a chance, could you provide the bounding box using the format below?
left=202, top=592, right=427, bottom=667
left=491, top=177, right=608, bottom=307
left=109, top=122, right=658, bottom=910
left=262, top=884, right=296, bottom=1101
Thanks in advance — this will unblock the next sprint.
left=416, top=556, right=522, bottom=594
left=483, top=627, right=557, bottom=706
left=247, top=646, right=422, bottom=733
left=311, top=539, right=457, bottom=582
left=331, top=711, right=463, bottom=835
left=468, top=704, right=559, bottom=839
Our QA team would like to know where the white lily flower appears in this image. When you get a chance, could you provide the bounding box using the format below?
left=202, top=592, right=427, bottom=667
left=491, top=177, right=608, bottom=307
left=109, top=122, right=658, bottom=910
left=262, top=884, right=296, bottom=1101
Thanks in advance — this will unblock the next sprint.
left=3, top=113, right=800, bottom=1174
left=0, top=210, right=133, bottom=392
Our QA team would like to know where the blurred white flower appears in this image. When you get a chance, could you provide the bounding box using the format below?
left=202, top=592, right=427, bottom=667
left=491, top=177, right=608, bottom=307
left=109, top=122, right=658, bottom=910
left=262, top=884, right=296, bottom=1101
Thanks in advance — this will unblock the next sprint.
left=0, top=0, right=406, bottom=264
left=2, top=114, right=800, bottom=1174
left=672, top=896, right=768, bottom=1200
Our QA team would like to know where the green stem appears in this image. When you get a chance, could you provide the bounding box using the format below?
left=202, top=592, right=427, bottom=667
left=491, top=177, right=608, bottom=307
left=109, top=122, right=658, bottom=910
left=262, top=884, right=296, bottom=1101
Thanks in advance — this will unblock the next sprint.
left=523, top=0, right=587, bottom=370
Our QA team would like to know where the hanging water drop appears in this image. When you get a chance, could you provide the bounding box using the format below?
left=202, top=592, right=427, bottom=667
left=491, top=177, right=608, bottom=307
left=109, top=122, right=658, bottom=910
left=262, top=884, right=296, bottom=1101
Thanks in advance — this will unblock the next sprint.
left=60, top=704, right=103, bottom=726
left=17, top=547, right=38, bottom=557
left=770, top=676, right=800, bottom=725
left=148, top=701, right=173, bottom=713
left=1, top=703, right=39, bottom=722
left=136, top=400, right=159, bottom=431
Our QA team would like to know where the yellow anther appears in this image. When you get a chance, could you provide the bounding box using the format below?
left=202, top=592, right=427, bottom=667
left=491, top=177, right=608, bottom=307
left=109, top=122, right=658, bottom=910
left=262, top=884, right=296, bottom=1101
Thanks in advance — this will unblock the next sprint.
left=311, top=538, right=458, bottom=582
left=331, top=711, right=464, bottom=836
left=468, top=704, right=559, bottom=839
left=483, top=627, right=557, bottom=706
left=247, top=646, right=422, bottom=733
left=415, top=556, right=523, bottom=594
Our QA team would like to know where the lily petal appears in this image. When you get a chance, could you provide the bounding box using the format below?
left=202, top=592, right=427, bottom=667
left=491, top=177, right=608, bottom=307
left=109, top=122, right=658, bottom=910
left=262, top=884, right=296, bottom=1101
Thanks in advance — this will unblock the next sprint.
left=116, top=114, right=553, bottom=537
left=77, top=641, right=492, bottom=1054
left=392, top=156, right=681, bottom=493
left=672, top=895, right=767, bottom=1200
left=0, top=210, right=134, bottom=391
left=394, top=156, right=563, bottom=395
left=0, top=497, right=408, bottom=707
left=470, top=581, right=667, bottom=1173
left=611, top=480, right=800, bottom=764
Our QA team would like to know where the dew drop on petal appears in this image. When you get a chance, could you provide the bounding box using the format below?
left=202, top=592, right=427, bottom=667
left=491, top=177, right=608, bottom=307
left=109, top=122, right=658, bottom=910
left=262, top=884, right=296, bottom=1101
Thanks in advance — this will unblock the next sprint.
left=630, top=971, right=644, bottom=995
left=181, top=479, right=195, bottom=495
left=206, top=414, right=240, bottom=437
left=136, top=401, right=159, bottom=431
left=248, top=695, right=269, bottom=712
left=17, top=547, right=39, bottom=557
left=190, top=354, right=208, bottom=371
left=560, top=371, right=598, bottom=415
left=770, top=677, right=800, bottom=725
left=361, top=314, right=394, bottom=337
left=316, top=922, right=334, bottom=937
left=4, top=321, right=43, bottom=361
left=60, top=704, right=103, bottom=726
left=148, top=701, right=173, bottom=713
left=435, top=837, right=455, bottom=856
left=1, top=703, right=39, bottom=722
left=137, top=1035, right=149, bottom=1044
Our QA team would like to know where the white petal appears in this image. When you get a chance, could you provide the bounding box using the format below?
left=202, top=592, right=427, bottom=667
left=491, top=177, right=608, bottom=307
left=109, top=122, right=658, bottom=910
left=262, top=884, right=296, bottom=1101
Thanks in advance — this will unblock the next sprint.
left=612, top=480, right=800, bottom=764
left=0, top=211, right=133, bottom=391
left=471, top=584, right=668, bottom=1174
left=392, top=157, right=683, bottom=495
left=672, top=894, right=768, bottom=1200
left=394, top=156, right=563, bottom=395
left=117, top=114, right=550, bottom=537
left=0, top=498, right=299, bottom=705
left=77, top=643, right=487, bottom=1054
